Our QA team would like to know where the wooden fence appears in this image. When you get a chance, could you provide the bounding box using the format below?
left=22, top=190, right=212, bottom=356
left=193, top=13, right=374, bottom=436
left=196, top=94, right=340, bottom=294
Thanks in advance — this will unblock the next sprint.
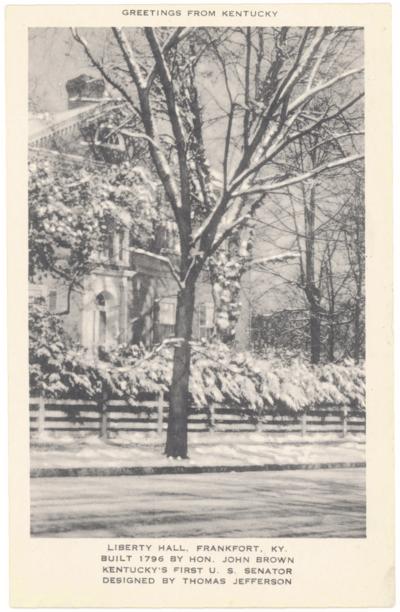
left=29, top=395, right=366, bottom=439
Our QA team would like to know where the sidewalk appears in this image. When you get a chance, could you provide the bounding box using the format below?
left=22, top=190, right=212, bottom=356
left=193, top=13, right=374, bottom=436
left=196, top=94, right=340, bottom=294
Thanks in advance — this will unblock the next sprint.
left=30, top=431, right=366, bottom=477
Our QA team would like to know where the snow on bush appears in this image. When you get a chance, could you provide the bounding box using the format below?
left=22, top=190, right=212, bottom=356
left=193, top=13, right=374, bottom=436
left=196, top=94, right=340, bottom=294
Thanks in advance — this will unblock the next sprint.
left=30, top=305, right=365, bottom=413
left=29, top=156, right=161, bottom=282
left=188, top=344, right=365, bottom=412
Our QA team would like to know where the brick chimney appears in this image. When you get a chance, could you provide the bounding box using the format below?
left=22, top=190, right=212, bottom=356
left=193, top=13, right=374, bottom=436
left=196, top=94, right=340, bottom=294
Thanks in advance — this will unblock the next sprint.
left=66, top=74, right=106, bottom=109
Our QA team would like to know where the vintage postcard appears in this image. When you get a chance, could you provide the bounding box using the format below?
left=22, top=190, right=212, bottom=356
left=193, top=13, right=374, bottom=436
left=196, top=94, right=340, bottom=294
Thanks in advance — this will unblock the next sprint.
left=7, top=2, right=393, bottom=607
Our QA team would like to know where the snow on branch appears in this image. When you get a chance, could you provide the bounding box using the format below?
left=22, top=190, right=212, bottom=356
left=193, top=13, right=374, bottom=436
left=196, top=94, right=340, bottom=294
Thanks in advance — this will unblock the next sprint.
left=271, top=28, right=327, bottom=108
left=205, top=212, right=251, bottom=258
left=112, top=27, right=147, bottom=90
left=228, top=93, right=364, bottom=194
left=307, top=131, right=364, bottom=153
left=119, top=129, right=162, bottom=151
left=71, top=28, right=136, bottom=108
left=146, top=27, right=193, bottom=92
left=144, top=28, right=189, bottom=198
left=117, top=337, right=185, bottom=372
left=88, top=28, right=183, bottom=221
left=251, top=252, right=300, bottom=267
left=233, top=154, right=364, bottom=197
left=288, top=66, right=364, bottom=114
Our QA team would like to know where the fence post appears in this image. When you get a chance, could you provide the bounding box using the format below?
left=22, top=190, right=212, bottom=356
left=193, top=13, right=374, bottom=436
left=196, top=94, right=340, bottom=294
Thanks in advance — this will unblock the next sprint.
left=37, top=397, right=46, bottom=439
left=100, top=393, right=109, bottom=440
left=301, top=411, right=307, bottom=437
left=157, top=392, right=164, bottom=436
left=209, top=404, right=216, bottom=430
left=342, top=406, right=349, bottom=438
left=256, top=409, right=263, bottom=432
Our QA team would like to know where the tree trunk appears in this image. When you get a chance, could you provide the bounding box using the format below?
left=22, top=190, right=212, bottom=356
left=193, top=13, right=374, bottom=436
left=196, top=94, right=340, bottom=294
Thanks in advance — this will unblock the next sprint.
left=309, top=304, right=321, bottom=364
left=165, top=281, right=196, bottom=458
left=152, top=301, right=160, bottom=345
left=327, top=315, right=335, bottom=362
left=304, top=183, right=322, bottom=364
left=353, top=297, right=361, bottom=363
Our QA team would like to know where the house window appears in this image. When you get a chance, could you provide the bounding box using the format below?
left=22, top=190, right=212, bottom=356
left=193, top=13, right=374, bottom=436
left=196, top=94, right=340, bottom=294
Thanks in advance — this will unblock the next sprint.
left=98, top=310, right=107, bottom=346
left=101, top=228, right=126, bottom=264
left=198, top=303, right=214, bottom=339
left=96, top=293, right=107, bottom=347
left=29, top=284, right=45, bottom=302
left=159, top=301, right=176, bottom=325
left=96, top=293, right=106, bottom=308
left=159, top=300, right=176, bottom=340
left=101, top=232, right=114, bottom=261
left=115, top=228, right=125, bottom=262
left=48, top=290, right=57, bottom=312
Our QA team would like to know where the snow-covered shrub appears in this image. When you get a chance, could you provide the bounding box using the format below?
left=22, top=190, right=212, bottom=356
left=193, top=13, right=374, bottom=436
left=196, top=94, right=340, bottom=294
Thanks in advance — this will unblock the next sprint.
left=189, top=345, right=365, bottom=413
left=29, top=155, right=161, bottom=282
left=318, top=361, right=365, bottom=410
left=189, top=344, right=365, bottom=413
left=105, top=343, right=170, bottom=403
left=30, top=306, right=365, bottom=413
left=190, top=343, right=264, bottom=413
left=254, top=356, right=365, bottom=412
left=29, top=298, right=120, bottom=400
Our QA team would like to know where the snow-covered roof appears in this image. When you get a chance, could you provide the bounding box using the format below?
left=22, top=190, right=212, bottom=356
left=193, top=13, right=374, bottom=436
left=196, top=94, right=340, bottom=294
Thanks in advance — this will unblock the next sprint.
left=28, top=99, right=114, bottom=145
left=130, top=247, right=177, bottom=281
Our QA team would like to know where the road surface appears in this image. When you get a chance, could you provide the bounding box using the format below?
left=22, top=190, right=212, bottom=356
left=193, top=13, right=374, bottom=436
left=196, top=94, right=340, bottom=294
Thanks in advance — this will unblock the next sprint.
left=31, top=468, right=365, bottom=538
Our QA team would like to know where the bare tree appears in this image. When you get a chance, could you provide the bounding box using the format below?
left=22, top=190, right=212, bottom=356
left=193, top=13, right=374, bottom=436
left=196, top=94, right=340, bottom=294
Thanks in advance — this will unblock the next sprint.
left=248, top=164, right=364, bottom=363
left=71, top=26, right=364, bottom=457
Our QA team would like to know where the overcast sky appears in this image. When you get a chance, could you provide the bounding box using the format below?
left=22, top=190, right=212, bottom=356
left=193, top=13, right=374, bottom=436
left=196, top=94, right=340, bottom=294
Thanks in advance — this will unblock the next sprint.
left=29, top=28, right=99, bottom=112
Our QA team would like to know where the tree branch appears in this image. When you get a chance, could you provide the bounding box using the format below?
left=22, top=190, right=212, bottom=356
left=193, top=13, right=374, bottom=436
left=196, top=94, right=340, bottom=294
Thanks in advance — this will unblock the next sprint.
left=145, top=27, right=193, bottom=94
left=111, top=27, right=147, bottom=90
left=288, top=66, right=364, bottom=114
left=144, top=27, right=191, bottom=232
left=109, top=28, right=183, bottom=228
left=229, top=92, right=364, bottom=192
left=233, top=153, right=364, bottom=196
left=71, top=28, right=136, bottom=108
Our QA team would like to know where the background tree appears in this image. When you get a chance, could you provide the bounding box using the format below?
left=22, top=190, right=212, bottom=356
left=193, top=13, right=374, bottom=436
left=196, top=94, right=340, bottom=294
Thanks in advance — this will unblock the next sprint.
left=29, top=153, right=161, bottom=313
left=248, top=160, right=364, bottom=363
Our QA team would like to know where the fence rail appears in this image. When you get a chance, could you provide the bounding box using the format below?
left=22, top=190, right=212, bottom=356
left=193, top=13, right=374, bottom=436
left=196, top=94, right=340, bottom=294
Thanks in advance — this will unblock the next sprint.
left=29, top=395, right=366, bottom=439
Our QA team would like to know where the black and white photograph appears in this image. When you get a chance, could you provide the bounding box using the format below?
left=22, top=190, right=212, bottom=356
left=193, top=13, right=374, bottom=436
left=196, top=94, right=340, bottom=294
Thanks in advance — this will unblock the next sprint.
left=28, top=24, right=366, bottom=539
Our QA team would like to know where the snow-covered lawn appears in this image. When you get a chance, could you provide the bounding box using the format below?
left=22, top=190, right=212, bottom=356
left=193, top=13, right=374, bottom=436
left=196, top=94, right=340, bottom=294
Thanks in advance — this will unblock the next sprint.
left=31, top=431, right=365, bottom=469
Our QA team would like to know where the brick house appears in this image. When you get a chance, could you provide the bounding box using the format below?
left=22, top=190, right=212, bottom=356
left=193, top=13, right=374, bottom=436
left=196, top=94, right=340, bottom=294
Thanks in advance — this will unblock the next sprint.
left=29, top=74, right=215, bottom=356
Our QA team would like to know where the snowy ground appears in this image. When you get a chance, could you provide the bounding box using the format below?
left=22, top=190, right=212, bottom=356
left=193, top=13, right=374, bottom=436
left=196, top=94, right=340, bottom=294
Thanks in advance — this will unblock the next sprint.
left=31, top=431, right=365, bottom=469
